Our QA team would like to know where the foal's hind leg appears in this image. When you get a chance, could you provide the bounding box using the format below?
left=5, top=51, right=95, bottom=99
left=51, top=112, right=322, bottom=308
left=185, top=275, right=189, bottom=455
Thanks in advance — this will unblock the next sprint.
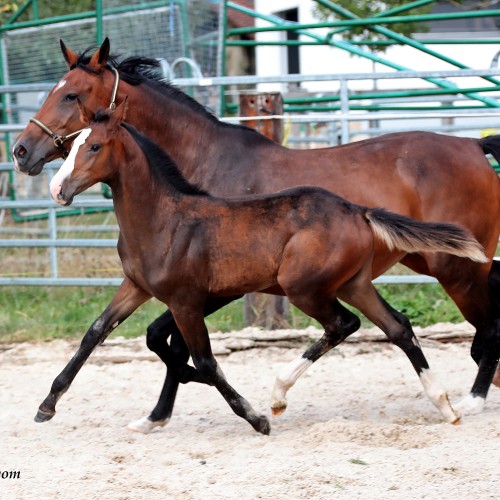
left=339, top=279, right=460, bottom=424
left=128, top=296, right=240, bottom=434
left=271, top=298, right=360, bottom=416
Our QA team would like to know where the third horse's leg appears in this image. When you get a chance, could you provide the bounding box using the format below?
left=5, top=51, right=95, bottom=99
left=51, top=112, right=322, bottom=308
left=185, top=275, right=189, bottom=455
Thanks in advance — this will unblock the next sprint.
left=128, top=295, right=242, bottom=433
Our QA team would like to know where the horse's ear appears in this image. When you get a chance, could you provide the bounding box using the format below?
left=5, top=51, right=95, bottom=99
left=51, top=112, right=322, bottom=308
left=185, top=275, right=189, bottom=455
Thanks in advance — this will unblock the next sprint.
left=60, top=39, right=79, bottom=68
left=110, top=97, right=128, bottom=129
left=76, top=99, right=94, bottom=126
left=88, top=37, right=110, bottom=72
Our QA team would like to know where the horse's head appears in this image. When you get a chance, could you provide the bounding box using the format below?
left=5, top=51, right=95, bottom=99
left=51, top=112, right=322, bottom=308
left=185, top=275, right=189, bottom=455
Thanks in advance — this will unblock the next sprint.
left=12, top=37, right=119, bottom=176
left=50, top=99, right=127, bottom=206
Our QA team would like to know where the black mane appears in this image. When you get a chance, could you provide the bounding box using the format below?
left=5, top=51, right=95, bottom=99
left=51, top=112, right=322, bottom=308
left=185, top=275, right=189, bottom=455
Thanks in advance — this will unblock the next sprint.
left=119, top=120, right=208, bottom=197
left=74, top=47, right=270, bottom=136
left=75, top=48, right=218, bottom=124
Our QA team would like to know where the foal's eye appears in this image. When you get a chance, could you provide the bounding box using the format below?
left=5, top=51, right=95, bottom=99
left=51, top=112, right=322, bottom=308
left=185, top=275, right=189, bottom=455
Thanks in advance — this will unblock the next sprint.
left=89, top=144, right=101, bottom=152
left=64, top=94, right=78, bottom=102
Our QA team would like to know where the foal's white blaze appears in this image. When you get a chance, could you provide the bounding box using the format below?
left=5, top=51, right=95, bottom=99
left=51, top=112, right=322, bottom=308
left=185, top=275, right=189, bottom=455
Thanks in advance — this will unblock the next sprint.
left=454, top=393, right=485, bottom=416
left=52, top=79, right=67, bottom=93
left=271, top=355, right=313, bottom=414
left=49, top=127, right=92, bottom=204
left=419, top=368, right=460, bottom=423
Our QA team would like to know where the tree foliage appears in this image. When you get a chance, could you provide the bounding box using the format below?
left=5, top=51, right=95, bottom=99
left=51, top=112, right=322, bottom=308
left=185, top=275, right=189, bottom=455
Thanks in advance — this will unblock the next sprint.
left=313, top=0, right=433, bottom=52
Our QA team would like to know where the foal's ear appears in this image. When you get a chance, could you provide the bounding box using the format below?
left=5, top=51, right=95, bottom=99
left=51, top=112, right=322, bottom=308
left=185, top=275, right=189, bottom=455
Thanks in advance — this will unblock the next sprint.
left=76, top=100, right=94, bottom=126
left=88, top=37, right=110, bottom=72
left=60, top=39, right=79, bottom=68
left=112, top=97, right=129, bottom=125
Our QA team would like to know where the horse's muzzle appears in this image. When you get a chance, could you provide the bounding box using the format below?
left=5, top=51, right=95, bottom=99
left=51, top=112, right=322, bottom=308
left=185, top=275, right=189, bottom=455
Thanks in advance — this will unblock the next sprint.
left=12, top=142, right=46, bottom=176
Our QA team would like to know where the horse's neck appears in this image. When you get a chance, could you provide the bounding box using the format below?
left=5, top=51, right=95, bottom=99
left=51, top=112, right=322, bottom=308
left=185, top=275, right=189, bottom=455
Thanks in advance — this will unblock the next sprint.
left=111, top=141, right=177, bottom=238
left=124, top=83, right=218, bottom=179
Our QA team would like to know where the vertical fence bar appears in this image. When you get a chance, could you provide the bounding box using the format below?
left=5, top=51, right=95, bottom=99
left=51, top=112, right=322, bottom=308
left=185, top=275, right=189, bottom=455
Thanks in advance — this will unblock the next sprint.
left=339, top=79, right=350, bottom=144
left=96, top=0, right=103, bottom=44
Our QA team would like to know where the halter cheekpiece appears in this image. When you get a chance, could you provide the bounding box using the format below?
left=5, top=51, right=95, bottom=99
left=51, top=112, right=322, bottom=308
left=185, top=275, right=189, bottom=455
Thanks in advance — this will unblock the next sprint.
left=29, top=66, right=120, bottom=158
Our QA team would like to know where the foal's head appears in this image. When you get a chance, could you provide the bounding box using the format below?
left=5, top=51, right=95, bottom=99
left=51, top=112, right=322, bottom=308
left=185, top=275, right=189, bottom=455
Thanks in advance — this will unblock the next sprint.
left=49, top=101, right=127, bottom=206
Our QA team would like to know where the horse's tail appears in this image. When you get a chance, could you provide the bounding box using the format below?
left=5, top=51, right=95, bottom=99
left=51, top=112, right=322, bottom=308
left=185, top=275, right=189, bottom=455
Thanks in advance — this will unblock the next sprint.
left=479, top=134, right=500, bottom=166
left=364, top=208, right=488, bottom=263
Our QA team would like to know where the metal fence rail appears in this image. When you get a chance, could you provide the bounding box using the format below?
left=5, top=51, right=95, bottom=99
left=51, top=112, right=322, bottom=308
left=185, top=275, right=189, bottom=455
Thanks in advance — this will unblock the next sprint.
left=2, top=68, right=500, bottom=286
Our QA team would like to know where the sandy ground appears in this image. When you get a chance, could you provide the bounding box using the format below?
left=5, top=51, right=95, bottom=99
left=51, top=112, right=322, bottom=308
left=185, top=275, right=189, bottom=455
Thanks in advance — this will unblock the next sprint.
left=0, top=323, right=499, bottom=499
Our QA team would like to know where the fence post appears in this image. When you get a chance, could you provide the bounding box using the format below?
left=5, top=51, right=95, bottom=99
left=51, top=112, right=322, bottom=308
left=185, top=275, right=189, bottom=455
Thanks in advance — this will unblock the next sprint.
left=239, top=91, right=289, bottom=329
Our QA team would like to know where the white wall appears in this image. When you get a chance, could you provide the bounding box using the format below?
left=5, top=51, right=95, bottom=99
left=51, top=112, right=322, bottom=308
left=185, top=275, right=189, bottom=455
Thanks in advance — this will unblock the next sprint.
left=254, top=0, right=500, bottom=93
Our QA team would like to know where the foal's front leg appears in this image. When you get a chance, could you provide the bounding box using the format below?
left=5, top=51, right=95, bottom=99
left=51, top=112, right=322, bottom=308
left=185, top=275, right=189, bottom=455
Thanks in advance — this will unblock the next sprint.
left=171, top=303, right=270, bottom=435
left=35, top=278, right=151, bottom=423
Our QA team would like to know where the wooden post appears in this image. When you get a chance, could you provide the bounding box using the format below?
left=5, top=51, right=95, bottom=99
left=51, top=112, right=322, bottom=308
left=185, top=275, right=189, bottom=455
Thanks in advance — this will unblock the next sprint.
left=239, top=91, right=289, bottom=329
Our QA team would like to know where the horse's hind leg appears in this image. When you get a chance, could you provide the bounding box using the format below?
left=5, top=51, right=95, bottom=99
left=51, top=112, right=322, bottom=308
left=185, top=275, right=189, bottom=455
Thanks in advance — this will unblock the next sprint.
left=339, top=278, right=460, bottom=424
left=271, top=297, right=360, bottom=416
left=128, top=296, right=241, bottom=434
left=424, top=255, right=500, bottom=415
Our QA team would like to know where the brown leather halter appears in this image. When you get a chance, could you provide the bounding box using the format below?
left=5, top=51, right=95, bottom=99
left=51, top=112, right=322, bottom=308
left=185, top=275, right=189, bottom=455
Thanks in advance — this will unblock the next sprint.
left=29, top=66, right=120, bottom=158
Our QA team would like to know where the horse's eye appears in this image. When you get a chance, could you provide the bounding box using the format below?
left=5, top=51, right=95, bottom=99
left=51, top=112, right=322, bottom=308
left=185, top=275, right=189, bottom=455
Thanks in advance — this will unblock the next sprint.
left=89, top=144, right=101, bottom=152
left=64, top=94, right=78, bottom=102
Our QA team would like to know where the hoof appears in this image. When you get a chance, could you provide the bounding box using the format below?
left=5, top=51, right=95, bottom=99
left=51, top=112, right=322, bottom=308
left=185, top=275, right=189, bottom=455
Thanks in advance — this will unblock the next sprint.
left=34, top=408, right=55, bottom=423
left=254, top=415, right=271, bottom=435
left=271, top=401, right=287, bottom=417
left=126, top=416, right=168, bottom=434
left=451, top=416, right=461, bottom=426
left=454, top=394, right=485, bottom=416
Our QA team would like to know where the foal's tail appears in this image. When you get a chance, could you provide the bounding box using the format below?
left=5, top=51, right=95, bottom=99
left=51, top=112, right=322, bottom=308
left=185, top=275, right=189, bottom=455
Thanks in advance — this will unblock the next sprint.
left=364, top=208, right=488, bottom=263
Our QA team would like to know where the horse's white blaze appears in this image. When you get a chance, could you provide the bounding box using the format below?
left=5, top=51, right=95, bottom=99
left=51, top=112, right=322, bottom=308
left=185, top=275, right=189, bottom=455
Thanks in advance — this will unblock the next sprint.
left=127, top=416, right=169, bottom=434
left=52, top=79, right=67, bottom=93
left=49, top=127, right=92, bottom=204
left=419, top=368, right=460, bottom=423
left=271, top=356, right=313, bottom=411
left=455, top=393, right=485, bottom=416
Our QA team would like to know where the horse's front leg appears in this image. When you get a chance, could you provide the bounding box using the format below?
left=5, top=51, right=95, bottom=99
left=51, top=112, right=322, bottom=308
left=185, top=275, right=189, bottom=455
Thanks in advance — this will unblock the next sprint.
left=171, top=301, right=270, bottom=435
left=35, top=278, right=151, bottom=423
left=456, top=319, right=500, bottom=415
left=128, top=295, right=242, bottom=434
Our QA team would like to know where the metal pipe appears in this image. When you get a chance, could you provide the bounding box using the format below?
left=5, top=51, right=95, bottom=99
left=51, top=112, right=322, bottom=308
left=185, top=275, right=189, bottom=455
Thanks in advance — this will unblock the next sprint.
left=228, top=10, right=500, bottom=35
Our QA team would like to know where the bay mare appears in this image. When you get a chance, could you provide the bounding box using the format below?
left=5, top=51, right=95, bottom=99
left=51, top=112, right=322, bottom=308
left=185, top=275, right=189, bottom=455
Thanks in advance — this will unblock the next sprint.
left=12, top=38, right=500, bottom=431
left=38, top=102, right=487, bottom=432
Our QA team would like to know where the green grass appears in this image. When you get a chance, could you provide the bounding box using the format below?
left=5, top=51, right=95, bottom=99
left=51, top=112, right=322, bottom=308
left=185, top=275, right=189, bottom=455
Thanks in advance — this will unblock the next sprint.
left=0, top=283, right=464, bottom=343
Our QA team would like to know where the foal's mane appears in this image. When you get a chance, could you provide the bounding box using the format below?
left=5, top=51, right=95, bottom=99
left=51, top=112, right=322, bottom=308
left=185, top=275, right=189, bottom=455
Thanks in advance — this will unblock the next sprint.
left=74, top=48, right=264, bottom=136
left=94, top=111, right=207, bottom=197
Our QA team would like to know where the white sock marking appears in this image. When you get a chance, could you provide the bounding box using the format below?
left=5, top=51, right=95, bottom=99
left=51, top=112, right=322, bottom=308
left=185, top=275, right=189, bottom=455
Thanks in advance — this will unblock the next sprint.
left=127, top=416, right=169, bottom=434
left=455, top=394, right=485, bottom=416
left=271, top=356, right=313, bottom=409
left=419, top=368, right=459, bottom=423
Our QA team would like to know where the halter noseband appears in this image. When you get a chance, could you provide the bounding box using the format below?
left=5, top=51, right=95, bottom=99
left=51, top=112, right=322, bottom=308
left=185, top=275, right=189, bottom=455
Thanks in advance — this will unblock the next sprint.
left=29, top=66, right=120, bottom=158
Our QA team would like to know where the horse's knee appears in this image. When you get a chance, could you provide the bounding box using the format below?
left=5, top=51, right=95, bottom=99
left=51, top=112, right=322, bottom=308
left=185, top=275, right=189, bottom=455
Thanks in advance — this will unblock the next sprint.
left=146, top=324, right=165, bottom=352
left=146, top=311, right=176, bottom=351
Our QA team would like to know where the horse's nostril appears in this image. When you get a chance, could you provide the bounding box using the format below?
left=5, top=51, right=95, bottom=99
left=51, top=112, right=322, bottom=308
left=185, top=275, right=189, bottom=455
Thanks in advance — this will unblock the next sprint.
left=17, top=145, right=27, bottom=157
